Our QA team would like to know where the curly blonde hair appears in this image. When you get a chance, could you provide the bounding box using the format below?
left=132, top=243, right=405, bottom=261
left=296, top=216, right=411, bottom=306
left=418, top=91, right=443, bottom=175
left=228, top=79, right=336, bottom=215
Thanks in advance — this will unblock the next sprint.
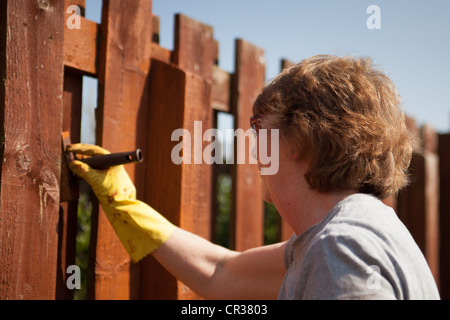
left=253, top=55, right=412, bottom=199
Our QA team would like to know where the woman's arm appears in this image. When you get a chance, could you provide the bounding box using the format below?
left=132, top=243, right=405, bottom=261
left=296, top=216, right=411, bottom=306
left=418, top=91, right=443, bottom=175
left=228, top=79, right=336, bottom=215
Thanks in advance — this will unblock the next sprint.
left=153, top=227, right=287, bottom=300
left=67, top=144, right=286, bottom=299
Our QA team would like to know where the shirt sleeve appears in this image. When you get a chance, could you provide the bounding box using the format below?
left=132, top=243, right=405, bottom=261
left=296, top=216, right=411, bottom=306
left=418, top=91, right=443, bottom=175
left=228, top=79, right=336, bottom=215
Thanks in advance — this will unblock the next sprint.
left=296, top=232, right=398, bottom=300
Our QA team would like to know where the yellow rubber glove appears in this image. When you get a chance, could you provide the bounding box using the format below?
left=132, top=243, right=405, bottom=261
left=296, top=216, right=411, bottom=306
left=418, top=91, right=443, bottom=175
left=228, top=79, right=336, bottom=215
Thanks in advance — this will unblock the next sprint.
left=67, top=143, right=176, bottom=263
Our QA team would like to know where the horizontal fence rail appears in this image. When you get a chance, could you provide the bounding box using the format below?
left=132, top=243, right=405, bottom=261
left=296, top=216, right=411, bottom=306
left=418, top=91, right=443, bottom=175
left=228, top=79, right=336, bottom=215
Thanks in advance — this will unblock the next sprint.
left=1, top=0, right=449, bottom=300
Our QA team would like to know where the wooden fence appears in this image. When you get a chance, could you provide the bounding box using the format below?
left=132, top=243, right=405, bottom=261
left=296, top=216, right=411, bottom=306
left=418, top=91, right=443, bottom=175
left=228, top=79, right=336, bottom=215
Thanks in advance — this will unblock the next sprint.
left=0, top=0, right=449, bottom=300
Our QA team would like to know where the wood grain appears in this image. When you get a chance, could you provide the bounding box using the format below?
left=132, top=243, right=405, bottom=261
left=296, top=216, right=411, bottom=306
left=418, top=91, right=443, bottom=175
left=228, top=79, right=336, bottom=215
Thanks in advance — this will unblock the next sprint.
left=211, top=66, right=231, bottom=113
left=64, top=14, right=97, bottom=76
left=93, top=0, right=153, bottom=300
left=56, top=69, right=83, bottom=299
left=0, top=0, right=64, bottom=299
left=58, top=5, right=85, bottom=299
left=173, top=14, right=215, bottom=81
left=140, top=12, right=215, bottom=301
left=230, top=39, right=265, bottom=251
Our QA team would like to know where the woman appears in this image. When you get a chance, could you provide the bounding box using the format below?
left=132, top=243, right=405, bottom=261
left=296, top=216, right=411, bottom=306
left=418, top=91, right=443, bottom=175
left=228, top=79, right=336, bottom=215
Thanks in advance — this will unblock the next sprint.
left=68, top=55, right=440, bottom=299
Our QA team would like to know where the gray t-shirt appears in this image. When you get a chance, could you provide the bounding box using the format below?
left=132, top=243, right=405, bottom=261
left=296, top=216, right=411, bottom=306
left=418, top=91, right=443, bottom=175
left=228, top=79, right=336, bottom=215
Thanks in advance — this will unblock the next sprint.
left=278, top=193, right=440, bottom=300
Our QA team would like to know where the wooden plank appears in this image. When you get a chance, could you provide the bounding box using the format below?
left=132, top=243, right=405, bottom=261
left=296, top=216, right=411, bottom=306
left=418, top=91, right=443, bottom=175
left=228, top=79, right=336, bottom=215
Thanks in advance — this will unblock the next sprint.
left=424, top=150, right=440, bottom=286
left=151, top=43, right=171, bottom=64
left=174, top=13, right=214, bottom=300
left=213, top=39, right=219, bottom=66
left=180, top=73, right=213, bottom=248
left=63, top=0, right=96, bottom=76
left=140, top=61, right=184, bottom=300
left=63, top=16, right=172, bottom=77
left=396, top=116, right=419, bottom=227
left=421, top=124, right=438, bottom=153
left=439, top=133, right=450, bottom=299
left=210, top=110, right=220, bottom=244
left=151, top=14, right=160, bottom=44
left=179, top=69, right=213, bottom=300
left=419, top=126, right=440, bottom=285
left=64, top=16, right=98, bottom=76
left=140, top=14, right=215, bottom=301
left=405, top=115, right=421, bottom=152
left=93, top=0, right=152, bottom=300
left=0, top=0, right=64, bottom=299
left=56, top=70, right=83, bottom=299
left=230, top=39, right=265, bottom=251
left=398, top=153, right=426, bottom=244
left=57, top=1, right=85, bottom=299
left=212, top=66, right=231, bottom=112
left=141, top=60, right=213, bottom=299
left=173, top=14, right=215, bottom=81
left=397, top=137, right=440, bottom=284
left=174, top=14, right=214, bottom=300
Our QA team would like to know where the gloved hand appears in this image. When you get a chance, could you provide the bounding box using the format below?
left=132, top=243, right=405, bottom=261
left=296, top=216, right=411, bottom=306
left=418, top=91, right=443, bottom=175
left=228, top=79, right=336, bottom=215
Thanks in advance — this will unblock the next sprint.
left=67, top=143, right=176, bottom=263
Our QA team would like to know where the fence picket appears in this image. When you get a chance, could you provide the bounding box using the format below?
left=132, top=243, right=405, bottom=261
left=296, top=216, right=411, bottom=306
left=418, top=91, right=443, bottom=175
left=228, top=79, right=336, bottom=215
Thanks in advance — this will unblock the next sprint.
left=0, top=0, right=65, bottom=299
left=230, top=39, right=265, bottom=251
left=93, top=0, right=153, bottom=300
left=398, top=126, right=440, bottom=285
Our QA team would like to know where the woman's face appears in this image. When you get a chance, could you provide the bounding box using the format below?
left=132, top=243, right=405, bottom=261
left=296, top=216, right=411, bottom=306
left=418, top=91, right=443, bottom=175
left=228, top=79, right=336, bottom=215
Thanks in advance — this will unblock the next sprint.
left=251, top=116, right=282, bottom=203
left=257, top=131, right=290, bottom=205
left=252, top=116, right=304, bottom=207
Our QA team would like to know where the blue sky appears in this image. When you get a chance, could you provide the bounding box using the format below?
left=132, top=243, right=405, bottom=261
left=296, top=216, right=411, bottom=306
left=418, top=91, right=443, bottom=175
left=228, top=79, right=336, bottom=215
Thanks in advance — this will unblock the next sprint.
left=85, top=0, right=450, bottom=134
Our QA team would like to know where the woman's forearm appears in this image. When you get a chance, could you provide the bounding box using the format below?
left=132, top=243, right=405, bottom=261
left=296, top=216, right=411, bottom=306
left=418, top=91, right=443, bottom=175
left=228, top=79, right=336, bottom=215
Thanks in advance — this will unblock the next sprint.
left=152, top=227, right=232, bottom=298
left=152, top=227, right=286, bottom=299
